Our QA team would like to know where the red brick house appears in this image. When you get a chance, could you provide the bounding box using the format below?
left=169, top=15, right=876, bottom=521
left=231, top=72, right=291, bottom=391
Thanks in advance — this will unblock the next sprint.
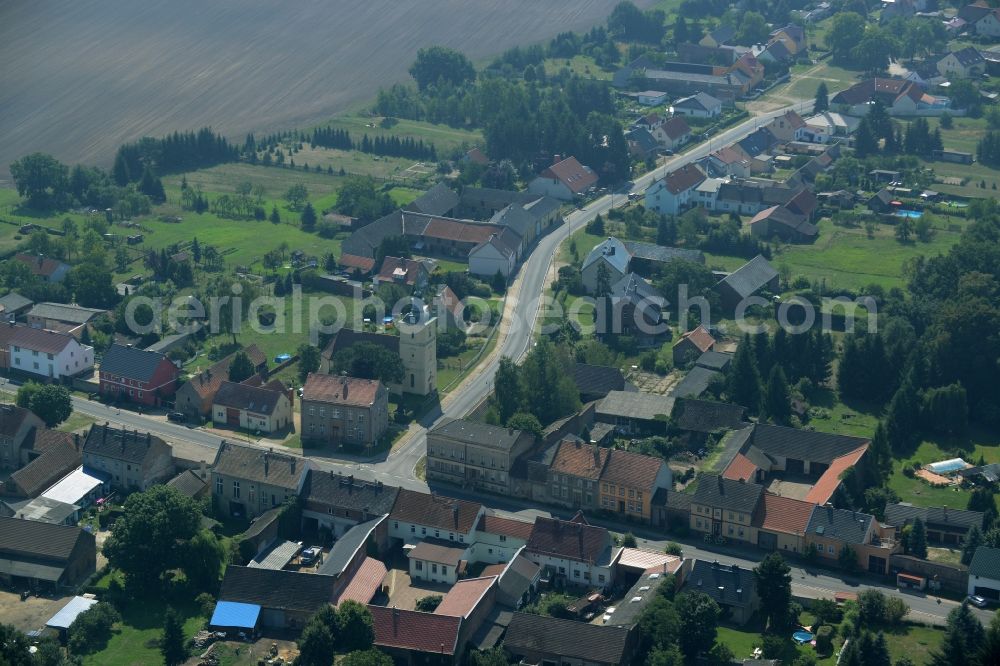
left=98, top=343, right=179, bottom=406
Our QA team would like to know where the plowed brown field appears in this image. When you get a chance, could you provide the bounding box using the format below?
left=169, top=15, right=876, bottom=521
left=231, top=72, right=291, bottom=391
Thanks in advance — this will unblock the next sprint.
left=0, top=0, right=650, bottom=181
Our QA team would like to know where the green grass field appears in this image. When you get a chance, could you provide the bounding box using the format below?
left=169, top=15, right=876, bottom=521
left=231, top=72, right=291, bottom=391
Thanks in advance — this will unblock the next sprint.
left=888, top=432, right=1000, bottom=507
left=769, top=215, right=967, bottom=292
left=83, top=598, right=205, bottom=666
left=782, top=62, right=863, bottom=100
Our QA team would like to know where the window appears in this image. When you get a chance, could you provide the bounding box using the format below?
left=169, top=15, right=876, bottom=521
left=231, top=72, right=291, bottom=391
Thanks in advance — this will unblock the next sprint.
left=421, top=527, right=426, bottom=535
left=249, top=488, right=255, bottom=504
left=431, top=563, right=438, bottom=574
left=573, top=569, right=580, bottom=578
left=441, top=566, right=448, bottom=576
left=828, top=545, right=836, bottom=554
left=232, top=480, right=240, bottom=499
left=499, top=535, right=506, bottom=542
left=619, top=487, right=625, bottom=497
left=598, top=574, right=606, bottom=584
left=394, top=522, right=399, bottom=529
left=629, top=489, right=635, bottom=499
left=415, top=560, right=423, bottom=571
left=410, top=525, right=415, bottom=533
left=434, top=530, right=440, bottom=538
left=216, top=477, right=222, bottom=495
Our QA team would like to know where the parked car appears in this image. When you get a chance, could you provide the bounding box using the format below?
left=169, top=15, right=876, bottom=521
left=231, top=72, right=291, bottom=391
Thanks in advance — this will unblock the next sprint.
left=968, top=595, right=989, bottom=608
left=300, top=546, right=321, bottom=566
left=167, top=412, right=186, bottom=423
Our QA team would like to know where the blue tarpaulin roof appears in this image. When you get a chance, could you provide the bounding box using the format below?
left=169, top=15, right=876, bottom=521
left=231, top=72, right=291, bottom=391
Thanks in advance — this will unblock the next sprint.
left=210, top=601, right=261, bottom=629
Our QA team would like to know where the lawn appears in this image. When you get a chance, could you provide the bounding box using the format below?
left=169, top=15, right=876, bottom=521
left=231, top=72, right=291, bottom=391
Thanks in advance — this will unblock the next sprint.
left=317, top=115, right=484, bottom=156
left=83, top=597, right=206, bottom=666
left=769, top=215, right=968, bottom=292
left=717, top=613, right=944, bottom=666
left=57, top=412, right=98, bottom=434
left=781, top=62, right=862, bottom=100
left=560, top=226, right=607, bottom=265
left=887, top=431, right=1000, bottom=508
left=806, top=389, right=880, bottom=439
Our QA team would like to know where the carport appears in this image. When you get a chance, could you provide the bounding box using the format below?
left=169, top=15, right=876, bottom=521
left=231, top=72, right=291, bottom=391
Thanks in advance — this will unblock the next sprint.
left=210, top=601, right=261, bottom=632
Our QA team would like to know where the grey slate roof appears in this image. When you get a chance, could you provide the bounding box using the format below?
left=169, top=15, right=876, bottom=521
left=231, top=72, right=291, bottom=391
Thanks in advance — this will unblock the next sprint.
left=673, top=399, right=747, bottom=433
left=213, top=381, right=286, bottom=416
left=302, top=470, right=398, bottom=515
left=317, top=516, right=384, bottom=576
left=504, top=613, right=632, bottom=665
left=806, top=505, right=873, bottom=544
left=404, top=182, right=459, bottom=217
left=27, top=302, right=105, bottom=325
left=83, top=423, right=170, bottom=465
left=626, top=128, right=659, bottom=154
left=488, top=204, right=535, bottom=239
left=692, top=475, right=764, bottom=512
left=0, top=292, right=33, bottom=313
left=695, top=350, right=733, bottom=371
left=219, top=566, right=335, bottom=612
left=429, top=418, right=532, bottom=452
left=623, top=240, right=704, bottom=265
left=970, top=547, right=1000, bottom=580
left=673, top=92, right=723, bottom=112
left=582, top=237, right=630, bottom=274
left=597, top=390, right=674, bottom=422
left=717, top=255, right=779, bottom=299
left=0, top=516, right=90, bottom=561
left=749, top=423, right=868, bottom=464
left=688, top=559, right=757, bottom=608
left=9, top=439, right=81, bottom=498
left=166, top=470, right=208, bottom=498
left=611, top=272, right=667, bottom=311
left=571, top=363, right=626, bottom=400
left=99, top=344, right=171, bottom=383
left=651, top=488, right=693, bottom=513
left=884, top=503, right=983, bottom=533
left=212, top=442, right=306, bottom=490
left=672, top=366, right=722, bottom=398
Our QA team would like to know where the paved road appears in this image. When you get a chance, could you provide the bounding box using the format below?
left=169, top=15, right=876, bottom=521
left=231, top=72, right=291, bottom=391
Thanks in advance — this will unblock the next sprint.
left=21, top=97, right=816, bottom=485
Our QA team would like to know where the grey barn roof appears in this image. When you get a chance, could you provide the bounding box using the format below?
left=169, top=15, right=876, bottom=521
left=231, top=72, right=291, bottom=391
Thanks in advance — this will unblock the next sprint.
left=748, top=423, right=868, bottom=464
left=688, top=559, right=756, bottom=608
left=302, top=470, right=399, bottom=515
left=672, top=365, right=722, bottom=398
left=504, top=613, right=632, bottom=665
left=219, top=566, right=335, bottom=613
left=99, top=344, right=171, bottom=383
left=673, top=398, right=747, bottom=433
left=717, top=255, right=779, bottom=300
left=884, top=503, right=983, bottom=533
left=623, top=241, right=704, bottom=264
left=429, top=418, right=532, bottom=452
left=692, top=474, right=764, bottom=512
left=970, top=547, right=1000, bottom=580
left=806, top=505, right=873, bottom=544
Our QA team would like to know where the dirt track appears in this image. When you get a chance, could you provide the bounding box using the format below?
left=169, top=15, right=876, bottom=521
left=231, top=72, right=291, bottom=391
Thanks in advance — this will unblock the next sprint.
left=0, top=0, right=651, bottom=181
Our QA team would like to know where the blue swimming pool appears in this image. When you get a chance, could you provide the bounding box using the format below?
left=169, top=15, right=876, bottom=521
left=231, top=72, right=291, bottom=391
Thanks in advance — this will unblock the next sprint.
left=894, top=209, right=923, bottom=218
left=793, top=630, right=815, bottom=644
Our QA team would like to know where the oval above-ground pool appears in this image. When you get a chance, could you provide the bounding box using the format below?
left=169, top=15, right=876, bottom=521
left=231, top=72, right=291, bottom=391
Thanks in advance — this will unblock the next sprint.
left=792, top=631, right=815, bottom=644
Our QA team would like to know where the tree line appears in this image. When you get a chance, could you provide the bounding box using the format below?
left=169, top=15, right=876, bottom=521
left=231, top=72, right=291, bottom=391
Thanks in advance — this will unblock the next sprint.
left=112, top=128, right=238, bottom=185
left=310, top=127, right=438, bottom=160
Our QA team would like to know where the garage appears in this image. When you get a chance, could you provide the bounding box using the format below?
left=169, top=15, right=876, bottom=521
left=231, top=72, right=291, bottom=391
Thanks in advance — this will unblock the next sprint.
left=758, top=531, right=777, bottom=550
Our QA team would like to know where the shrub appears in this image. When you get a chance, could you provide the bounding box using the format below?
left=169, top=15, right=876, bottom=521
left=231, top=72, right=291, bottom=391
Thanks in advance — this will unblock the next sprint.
left=815, top=624, right=834, bottom=655
left=665, top=542, right=683, bottom=556
left=415, top=595, right=442, bottom=612
left=620, top=532, right=638, bottom=547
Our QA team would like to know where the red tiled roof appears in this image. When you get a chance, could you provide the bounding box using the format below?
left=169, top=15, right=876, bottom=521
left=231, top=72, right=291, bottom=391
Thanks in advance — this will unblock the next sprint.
left=334, top=557, right=387, bottom=605
left=377, top=256, right=425, bottom=285
left=541, top=156, right=599, bottom=194
left=550, top=439, right=608, bottom=480
left=722, top=453, right=758, bottom=482
left=805, top=445, right=868, bottom=505
left=476, top=514, right=535, bottom=541
left=422, top=218, right=497, bottom=244
left=526, top=516, right=610, bottom=563
left=14, top=254, right=65, bottom=278
left=712, top=146, right=748, bottom=165
left=753, top=492, right=814, bottom=534
left=602, top=448, right=664, bottom=491
left=679, top=325, right=715, bottom=353
left=435, top=285, right=463, bottom=320
left=661, top=116, right=691, bottom=140
left=302, top=373, right=383, bottom=408
left=662, top=163, right=706, bottom=195
left=466, top=147, right=490, bottom=165
left=370, top=605, right=461, bottom=655
left=339, top=253, right=376, bottom=273
left=434, top=576, right=496, bottom=618
left=9, top=326, right=78, bottom=354
left=481, top=563, right=506, bottom=577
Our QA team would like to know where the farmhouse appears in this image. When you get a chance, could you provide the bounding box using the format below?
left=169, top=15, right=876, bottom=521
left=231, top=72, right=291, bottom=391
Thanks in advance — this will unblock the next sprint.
left=301, top=469, right=397, bottom=538
left=685, top=560, right=759, bottom=625
left=503, top=613, right=638, bottom=666
left=595, top=390, right=675, bottom=435
left=644, top=163, right=707, bottom=215
left=715, top=255, right=780, bottom=311
left=969, top=547, right=1000, bottom=601
left=672, top=92, right=724, bottom=118
left=0, top=404, right=45, bottom=471
left=82, top=423, right=173, bottom=491
left=884, top=503, right=983, bottom=545
left=468, top=229, right=520, bottom=278
left=937, top=47, right=986, bottom=78
left=7, top=326, right=93, bottom=379
left=26, top=302, right=106, bottom=337
left=426, top=418, right=535, bottom=495
left=218, top=566, right=336, bottom=629
left=387, top=488, right=484, bottom=544
left=527, top=156, right=599, bottom=200
left=174, top=345, right=268, bottom=417
left=0, top=517, right=96, bottom=588
left=211, top=441, right=310, bottom=519
left=373, top=256, right=429, bottom=289
left=749, top=205, right=819, bottom=243
left=524, top=513, right=620, bottom=589
left=672, top=325, right=716, bottom=366
left=13, top=254, right=70, bottom=283
left=211, top=380, right=292, bottom=434
left=99, top=343, right=179, bottom=406
left=831, top=78, right=950, bottom=115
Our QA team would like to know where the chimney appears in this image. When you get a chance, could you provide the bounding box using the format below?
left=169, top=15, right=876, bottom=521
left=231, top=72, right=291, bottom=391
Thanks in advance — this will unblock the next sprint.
left=263, top=451, right=270, bottom=477
left=74, top=433, right=80, bottom=451
left=553, top=154, right=562, bottom=165
left=290, top=458, right=296, bottom=476
left=452, top=503, right=459, bottom=528
left=199, top=460, right=207, bottom=480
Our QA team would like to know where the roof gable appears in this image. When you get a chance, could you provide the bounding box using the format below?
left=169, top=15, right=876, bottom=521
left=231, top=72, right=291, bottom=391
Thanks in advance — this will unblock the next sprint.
left=389, top=488, right=482, bottom=533
left=212, top=441, right=307, bottom=490
left=540, top=157, right=598, bottom=194
left=220, top=566, right=335, bottom=612
left=83, top=423, right=169, bottom=465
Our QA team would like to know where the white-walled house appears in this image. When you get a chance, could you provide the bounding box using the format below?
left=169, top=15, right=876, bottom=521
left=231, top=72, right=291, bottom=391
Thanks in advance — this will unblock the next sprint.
left=644, top=164, right=706, bottom=215
left=8, top=327, right=93, bottom=379
left=468, top=514, right=533, bottom=565
left=469, top=231, right=519, bottom=278
left=523, top=515, right=621, bottom=590
left=969, top=547, right=1000, bottom=601
left=211, top=381, right=292, bottom=433
left=388, top=488, right=485, bottom=546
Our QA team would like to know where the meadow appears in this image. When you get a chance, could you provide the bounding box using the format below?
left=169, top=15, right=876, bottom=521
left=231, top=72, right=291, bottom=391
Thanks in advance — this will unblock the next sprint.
left=0, top=0, right=648, bottom=180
